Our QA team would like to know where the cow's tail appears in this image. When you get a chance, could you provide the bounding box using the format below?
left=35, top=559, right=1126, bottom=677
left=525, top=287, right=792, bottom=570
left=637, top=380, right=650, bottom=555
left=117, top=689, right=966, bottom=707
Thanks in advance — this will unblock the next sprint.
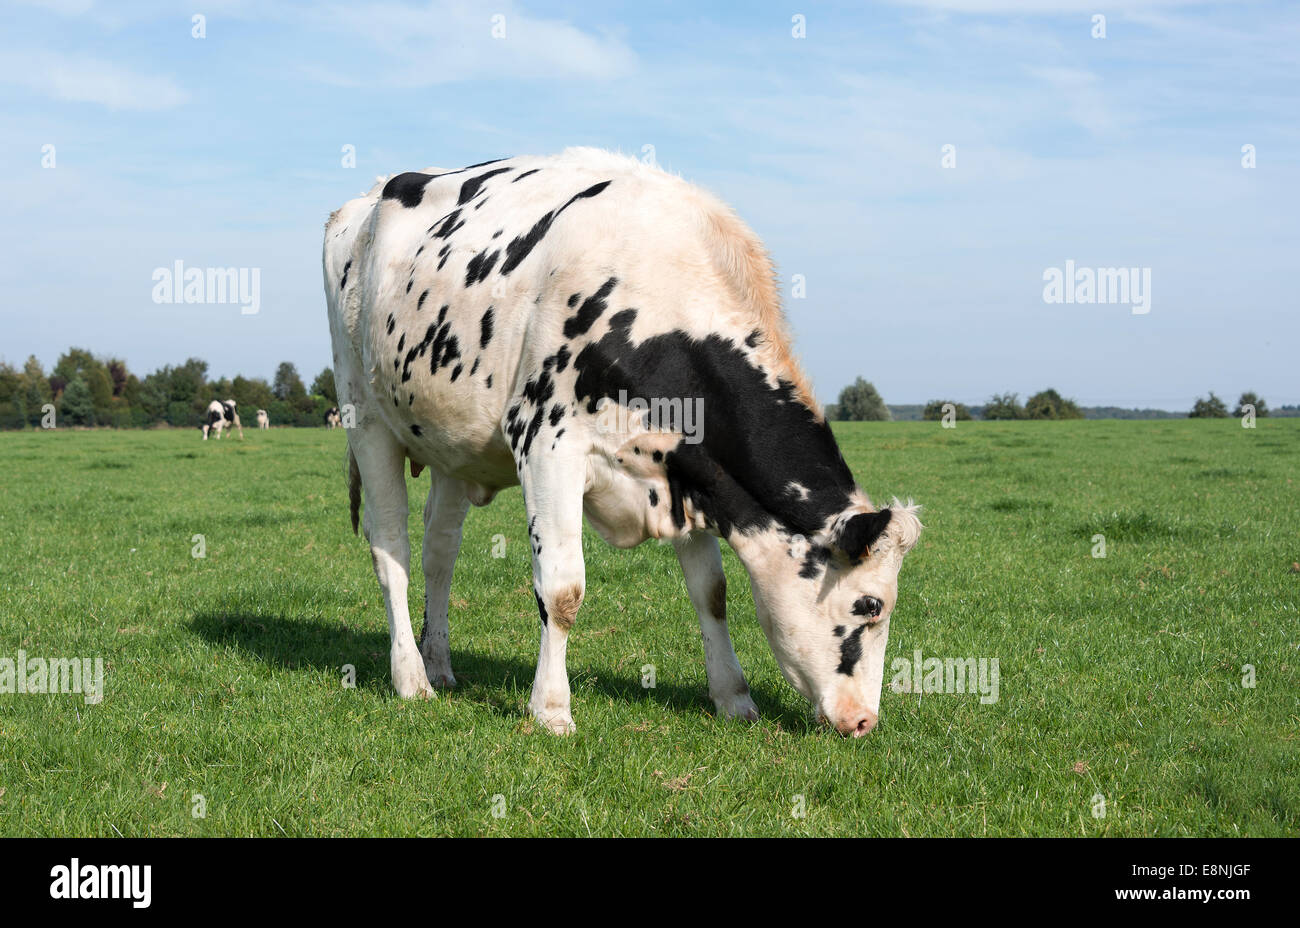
left=347, top=445, right=362, bottom=535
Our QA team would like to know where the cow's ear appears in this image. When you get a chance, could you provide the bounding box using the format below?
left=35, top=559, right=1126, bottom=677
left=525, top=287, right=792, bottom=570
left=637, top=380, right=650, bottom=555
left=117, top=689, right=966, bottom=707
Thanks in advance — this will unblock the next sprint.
left=836, top=509, right=892, bottom=561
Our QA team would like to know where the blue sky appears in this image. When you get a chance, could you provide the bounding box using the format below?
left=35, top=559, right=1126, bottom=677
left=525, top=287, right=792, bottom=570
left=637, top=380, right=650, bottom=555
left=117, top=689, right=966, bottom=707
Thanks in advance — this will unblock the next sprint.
left=1, top=0, right=1296, bottom=408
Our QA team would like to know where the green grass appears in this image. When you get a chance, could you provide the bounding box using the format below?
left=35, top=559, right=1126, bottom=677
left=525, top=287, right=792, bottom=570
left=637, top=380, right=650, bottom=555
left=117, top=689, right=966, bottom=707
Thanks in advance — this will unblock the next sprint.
left=1, top=420, right=1297, bottom=836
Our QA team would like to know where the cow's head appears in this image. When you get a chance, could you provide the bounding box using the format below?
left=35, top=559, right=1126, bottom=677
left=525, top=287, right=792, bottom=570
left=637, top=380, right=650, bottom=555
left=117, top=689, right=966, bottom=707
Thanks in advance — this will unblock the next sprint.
left=738, top=500, right=922, bottom=737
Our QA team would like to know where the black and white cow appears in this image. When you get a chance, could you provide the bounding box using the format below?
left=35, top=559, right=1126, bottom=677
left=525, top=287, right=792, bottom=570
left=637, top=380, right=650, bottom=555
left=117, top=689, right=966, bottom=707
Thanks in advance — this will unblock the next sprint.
left=324, top=407, right=342, bottom=428
left=323, top=149, right=922, bottom=736
left=202, top=399, right=243, bottom=440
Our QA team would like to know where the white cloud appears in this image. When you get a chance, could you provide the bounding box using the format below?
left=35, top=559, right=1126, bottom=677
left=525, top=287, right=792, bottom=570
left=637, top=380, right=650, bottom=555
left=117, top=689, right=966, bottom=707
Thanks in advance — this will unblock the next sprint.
left=301, top=1, right=636, bottom=87
left=0, top=49, right=188, bottom=109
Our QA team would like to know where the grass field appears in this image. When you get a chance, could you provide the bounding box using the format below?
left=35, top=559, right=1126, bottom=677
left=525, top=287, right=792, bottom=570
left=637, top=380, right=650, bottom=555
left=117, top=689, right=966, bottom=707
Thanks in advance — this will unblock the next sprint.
left=1, top=420, right=1296, bottom=836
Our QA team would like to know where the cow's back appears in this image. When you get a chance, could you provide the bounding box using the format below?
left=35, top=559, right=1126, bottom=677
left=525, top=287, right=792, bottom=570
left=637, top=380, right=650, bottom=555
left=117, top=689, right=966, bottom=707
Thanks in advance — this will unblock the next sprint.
left=324, top=148, right=807, bottom=494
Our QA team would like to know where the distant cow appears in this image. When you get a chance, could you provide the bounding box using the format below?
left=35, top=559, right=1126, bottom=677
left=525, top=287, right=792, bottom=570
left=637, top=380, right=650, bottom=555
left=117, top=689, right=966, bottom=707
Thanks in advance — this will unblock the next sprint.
left=323, top=149, right=922, bottom=737
left=202, top=399, right=243, bottom=440
left=256, top=409, right=269, bottom=429
left=324, top=407, right=342, bottom=428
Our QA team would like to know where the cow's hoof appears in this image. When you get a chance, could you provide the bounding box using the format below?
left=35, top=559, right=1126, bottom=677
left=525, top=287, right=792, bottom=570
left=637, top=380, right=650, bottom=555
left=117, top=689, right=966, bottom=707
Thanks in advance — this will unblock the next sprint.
left=531, top=706, right=576, bottom=735
left=393, top=667, right=436, bottom=699
left=425, top=668, right=457, bottom=689
left=714, top=692, right=760, bottom=722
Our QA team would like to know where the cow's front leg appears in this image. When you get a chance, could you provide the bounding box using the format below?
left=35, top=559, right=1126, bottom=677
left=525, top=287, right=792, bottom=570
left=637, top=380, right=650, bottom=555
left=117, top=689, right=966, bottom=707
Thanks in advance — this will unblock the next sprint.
left=352, top=431, right=432, bottom=699
left=419, top=471, right=470, bottom=688
left=519, top=452, right=586, bottom=735
left=674, top=533, right=759, bottom=721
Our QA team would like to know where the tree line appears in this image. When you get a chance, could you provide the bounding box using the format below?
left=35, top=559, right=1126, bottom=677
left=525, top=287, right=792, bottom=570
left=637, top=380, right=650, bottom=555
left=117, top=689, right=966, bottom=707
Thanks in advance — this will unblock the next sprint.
left=832, top=378, right=1273, bottom=421
left=0, top=348, right=338, bottom=430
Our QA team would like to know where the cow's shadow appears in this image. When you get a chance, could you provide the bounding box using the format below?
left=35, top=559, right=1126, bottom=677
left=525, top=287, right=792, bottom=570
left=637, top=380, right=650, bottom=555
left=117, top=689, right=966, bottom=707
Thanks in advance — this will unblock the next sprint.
left=189, top=610, right=808, bottom=729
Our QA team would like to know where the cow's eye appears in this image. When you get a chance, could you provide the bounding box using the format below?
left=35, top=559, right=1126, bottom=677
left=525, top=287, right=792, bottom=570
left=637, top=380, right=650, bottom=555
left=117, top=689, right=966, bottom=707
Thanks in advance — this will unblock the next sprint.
left=852, top=595, right=883, bottom=619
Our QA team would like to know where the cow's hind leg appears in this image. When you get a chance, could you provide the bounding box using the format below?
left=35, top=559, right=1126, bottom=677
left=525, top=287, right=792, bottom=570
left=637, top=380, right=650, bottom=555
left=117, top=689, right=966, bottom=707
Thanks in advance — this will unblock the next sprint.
left=351, top=429, right=431, bottom=699
left=419, top=472, right=470, bottom=688
left=518, top=450, right=586, bottom=734
left=674, top=533, right=759, bottom=721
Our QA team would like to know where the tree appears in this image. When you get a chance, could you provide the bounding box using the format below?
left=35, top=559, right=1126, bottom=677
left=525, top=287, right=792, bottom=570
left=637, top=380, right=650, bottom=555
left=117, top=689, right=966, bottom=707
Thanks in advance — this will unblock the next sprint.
left=982, top=392, right=1026, bottom=420
left=1189, top=392, right=1229, bottom=418
left=835, top=377, right=890, bottom=421
left=311, top=367, right=338, bottom=405
left=60, top=376, right=95, bottom=425
left=922, top=400, right=971, bottom=421
left=1233, top=391, right=1268, bottom=418
left=273, top=362, right=306, bottom=402
left=22, top=355, right=53, bottom=426
left=1025, top=388, right=1083, bottom=420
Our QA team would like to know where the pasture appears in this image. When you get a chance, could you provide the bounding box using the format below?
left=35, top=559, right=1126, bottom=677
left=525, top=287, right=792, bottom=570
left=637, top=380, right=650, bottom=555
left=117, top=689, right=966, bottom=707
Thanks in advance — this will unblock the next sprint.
left=0, top=420, right=1296, bottom=836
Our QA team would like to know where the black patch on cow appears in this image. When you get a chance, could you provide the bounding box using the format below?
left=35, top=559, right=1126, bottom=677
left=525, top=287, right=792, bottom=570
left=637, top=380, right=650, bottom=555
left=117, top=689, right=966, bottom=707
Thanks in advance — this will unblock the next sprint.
left=470, top=357, right=480, bottom=375
left=339, top=260, right=351, bottom=290
left=429, top=209, right=466, bottom=241
left=567, top=292, right=581, bottom=308
left=548, top=404, right=565, bottom=427
left=648, top=488, right=659, bottom=507
left=571, top=311, right=855, bottom=538
left=839, top=510, right=892, bottom=562
left=836, top=624, right=866, bottom=676
left=800, top=544, right=832, bottom=579
left=465, top=248, right=500, bottom=286
left=450, top=363, right=463, bottom=382
left=745, top=330, right=760, bottom=348
left=397, top=333, right=406, bottom=352
left=652, top=450, right=663, bottom=463
left=410, top=424, right=422, bottom=436
left=534, top=589, right=548, bottom=627
left=465, top=158, right=507, bottom=170
left=458, top=167, right=512, bottom=206
left=554, top=344, right=571, bottom=372
left=382, top=172, right=433, bottom=208
left=563, top=277, right=617, bottom=339
left=221, top=402, right=235, bottom=423
left=485, top=374, right=493, bottom=389
left=492, top=229, right=503, bottom=239
left=399, top=305, right=460, bottom=383
left=417, top=289, right=429, bottom=312
left=833, top=625, right=845, bottom=637
left=479, top=307, right=495, bottom=348
left=512, top=169, right=540, bottom=183
left=499, top=181, right=612, bottom=277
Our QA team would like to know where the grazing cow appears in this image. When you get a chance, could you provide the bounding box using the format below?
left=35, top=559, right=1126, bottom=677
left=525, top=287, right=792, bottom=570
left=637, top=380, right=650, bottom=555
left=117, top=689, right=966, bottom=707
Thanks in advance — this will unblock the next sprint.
left=324, top=407, right=342, bottom=428
left=323, top=149, right=922, bottom=736
left=256, top=409, right=269, bottom=429
left=202, top=399, right=243, bottom=440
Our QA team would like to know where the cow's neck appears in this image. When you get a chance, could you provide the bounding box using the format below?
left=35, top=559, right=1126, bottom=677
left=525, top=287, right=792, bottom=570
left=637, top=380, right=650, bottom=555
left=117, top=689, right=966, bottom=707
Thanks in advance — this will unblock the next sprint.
left=571, top=321, right=858, bottom=540
left=660, top=385, right=857, bottom=541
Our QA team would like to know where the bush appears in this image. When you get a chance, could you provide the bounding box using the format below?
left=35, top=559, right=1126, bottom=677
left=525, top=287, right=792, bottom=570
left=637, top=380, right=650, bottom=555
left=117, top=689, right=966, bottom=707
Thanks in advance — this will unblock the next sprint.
left=835, top=377, right=890, bottom=421
left=923, top=400, right=971, bottom=421
left=1025, top=388, right=1083, bottom=420
left=1189, top=392, right=1229, bottom=418
left=982, top=392, right=1026, bottom=420
left=1233, top=392, right=1268, bottom=418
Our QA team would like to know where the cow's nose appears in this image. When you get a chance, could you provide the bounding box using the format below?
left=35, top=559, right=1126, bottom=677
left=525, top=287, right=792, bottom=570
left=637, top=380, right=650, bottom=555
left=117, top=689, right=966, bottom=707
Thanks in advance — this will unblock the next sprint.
left=850, top=711, right=878, bottom=738
left=831, top=709, right=878, bottom=737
